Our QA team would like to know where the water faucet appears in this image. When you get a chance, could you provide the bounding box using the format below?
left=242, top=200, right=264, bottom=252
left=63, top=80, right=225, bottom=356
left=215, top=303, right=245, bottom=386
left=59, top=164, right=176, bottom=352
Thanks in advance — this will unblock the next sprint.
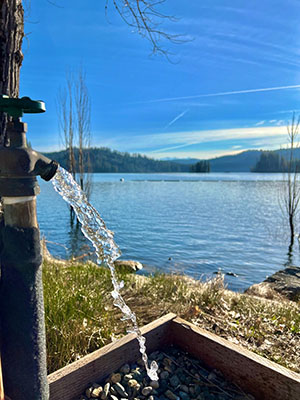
left=0, top=97, right=58, bottom=197
left=0, top=96, right=58, bottom=400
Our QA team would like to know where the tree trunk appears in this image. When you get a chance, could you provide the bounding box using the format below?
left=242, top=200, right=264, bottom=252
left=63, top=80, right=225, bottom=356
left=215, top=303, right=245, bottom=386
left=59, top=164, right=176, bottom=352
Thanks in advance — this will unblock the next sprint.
left=0, top=0, right=24, bottom=145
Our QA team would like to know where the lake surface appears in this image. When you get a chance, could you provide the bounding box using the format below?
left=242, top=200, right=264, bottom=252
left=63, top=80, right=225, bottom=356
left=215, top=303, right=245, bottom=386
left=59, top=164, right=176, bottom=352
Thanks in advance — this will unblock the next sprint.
left=37, top=172, right=300, bottom=292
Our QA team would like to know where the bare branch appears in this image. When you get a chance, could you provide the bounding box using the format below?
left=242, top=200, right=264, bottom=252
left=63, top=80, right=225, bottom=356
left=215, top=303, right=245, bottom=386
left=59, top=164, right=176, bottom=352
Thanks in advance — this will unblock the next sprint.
left=108, top=0, right=187, bottom=57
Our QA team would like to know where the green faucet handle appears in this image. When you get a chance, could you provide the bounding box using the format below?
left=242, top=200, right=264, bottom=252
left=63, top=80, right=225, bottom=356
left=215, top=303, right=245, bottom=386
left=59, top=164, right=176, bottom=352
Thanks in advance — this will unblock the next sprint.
left=0, top=95, right=46, bottom=118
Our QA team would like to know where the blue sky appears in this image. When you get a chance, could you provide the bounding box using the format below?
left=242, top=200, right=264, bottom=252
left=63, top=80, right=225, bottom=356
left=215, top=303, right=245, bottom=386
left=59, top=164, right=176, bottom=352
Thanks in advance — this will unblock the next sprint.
left=20, top=0, right=300, bottom=159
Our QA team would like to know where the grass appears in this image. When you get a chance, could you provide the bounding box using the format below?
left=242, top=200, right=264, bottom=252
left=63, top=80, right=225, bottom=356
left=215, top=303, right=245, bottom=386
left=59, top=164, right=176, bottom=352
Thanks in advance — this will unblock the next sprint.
left=43, top=259, right=300, bottom=375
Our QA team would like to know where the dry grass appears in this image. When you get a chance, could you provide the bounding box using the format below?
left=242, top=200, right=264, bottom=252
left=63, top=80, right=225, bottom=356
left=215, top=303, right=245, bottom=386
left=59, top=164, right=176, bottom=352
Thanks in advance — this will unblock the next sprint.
left=43, top=260, right=300, bottom=374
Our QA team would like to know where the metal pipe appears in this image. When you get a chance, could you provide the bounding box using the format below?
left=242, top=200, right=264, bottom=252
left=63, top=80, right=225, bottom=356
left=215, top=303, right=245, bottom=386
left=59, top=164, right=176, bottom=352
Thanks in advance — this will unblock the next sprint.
left=0, top=118, right=58, bottom=399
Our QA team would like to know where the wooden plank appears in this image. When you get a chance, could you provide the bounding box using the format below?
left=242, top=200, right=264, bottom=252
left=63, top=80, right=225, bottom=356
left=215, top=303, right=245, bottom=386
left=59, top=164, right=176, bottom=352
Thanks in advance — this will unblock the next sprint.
left=170, top=317, right=300, bottom=400
left=48, top=313, right=176, bottom=400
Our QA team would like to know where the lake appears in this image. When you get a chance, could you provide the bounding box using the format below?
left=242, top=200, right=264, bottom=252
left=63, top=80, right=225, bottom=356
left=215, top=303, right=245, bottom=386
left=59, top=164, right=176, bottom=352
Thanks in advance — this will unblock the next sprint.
left=37, top=172, right=300, bottom=292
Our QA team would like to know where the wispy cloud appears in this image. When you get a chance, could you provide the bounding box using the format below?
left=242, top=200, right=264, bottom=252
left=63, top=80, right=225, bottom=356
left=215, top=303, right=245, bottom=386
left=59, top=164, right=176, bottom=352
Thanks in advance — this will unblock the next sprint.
left=255, top=120, right=265, bottom=126
left=96, top=125, right=289, bottom=156
left=135, top=84, right=300, bottom=105
left=165, top=109, right=189, bottom=129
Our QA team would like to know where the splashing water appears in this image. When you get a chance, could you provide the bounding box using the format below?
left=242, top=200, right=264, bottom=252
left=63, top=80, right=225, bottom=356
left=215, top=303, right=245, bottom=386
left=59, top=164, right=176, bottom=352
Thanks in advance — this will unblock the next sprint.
left=52, top=166, right=158, bottom=380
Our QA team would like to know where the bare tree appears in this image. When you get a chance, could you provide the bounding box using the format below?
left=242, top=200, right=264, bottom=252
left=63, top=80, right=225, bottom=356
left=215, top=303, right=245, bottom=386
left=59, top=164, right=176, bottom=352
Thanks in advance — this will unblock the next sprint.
left=75, top=68, right=92, bottom=197
left=106, top=0, right=183, bottom=56
left=280, top=114, right=300, bottom=255
left=57, top=69, right=92, bottom=225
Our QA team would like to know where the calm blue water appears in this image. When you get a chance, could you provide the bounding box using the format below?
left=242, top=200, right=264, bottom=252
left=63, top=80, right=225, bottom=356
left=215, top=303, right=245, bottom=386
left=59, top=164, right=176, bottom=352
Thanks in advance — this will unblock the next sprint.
left=37, top=173, right=300, bottom=292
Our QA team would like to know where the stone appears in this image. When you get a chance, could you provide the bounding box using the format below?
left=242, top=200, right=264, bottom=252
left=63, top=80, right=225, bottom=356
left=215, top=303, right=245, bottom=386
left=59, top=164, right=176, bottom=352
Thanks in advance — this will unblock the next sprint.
left=179, top=391, right=190, bottom=400
left=120, top=364, right=131, bottom=374
left=170, top=374, right=180, bottom=388
left=110, top=373, right=122, bottom=384
left=101, top=383, right=110, bottom=399
left=113, top=383, right=128, bottom=398
left=142, top=386, right=153, bottom=396
left=179, top=385, right=189, bottom=394
left=110, top=386, right=118, bottom=396
left=114, top=259, right=143, bottom=273
left=160, top=371, right=169, bottom=380
left=85, top=387, right=93, bottom=398
left=150, top=380, right=160, bottom=389
left=165, top=390, right=180, bottom=400
left=245, top=266, right=300, bottom=301
left=91, top=385, right=103, bottom=398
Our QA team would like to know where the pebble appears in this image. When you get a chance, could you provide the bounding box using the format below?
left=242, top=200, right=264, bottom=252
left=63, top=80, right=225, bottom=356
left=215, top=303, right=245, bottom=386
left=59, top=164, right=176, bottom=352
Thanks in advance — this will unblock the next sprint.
left=120, top=364, right=131, bottom=374
left=113, top=383, right=128, bottom=398
left=110, top=373, right=122, bottom=384
left=80, top=347, right=256, bottom=400
left=101, top=383, right=110, bottom=399
left=169, top=375, right=180, bottom=388
left=160, top=371, right=169, bottom=380
left=142, top=386, right=153, bottom=396
left=178, top=391, right=190, bottom=400
left=150, top=380, right=160, bottom=389
left=85, top=387, right=93, bottom=398
left=91, top=385, right=103, bottom=398
left=165, top=389, right=179, bottom=400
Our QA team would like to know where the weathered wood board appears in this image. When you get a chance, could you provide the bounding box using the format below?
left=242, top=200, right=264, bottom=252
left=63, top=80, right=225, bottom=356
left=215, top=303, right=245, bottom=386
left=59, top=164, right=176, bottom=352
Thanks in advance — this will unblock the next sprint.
left=48, top=313, right=300, bottom=400
left=170, top=317, right=300, bottom=400
left=48, top=313, right=175, bottom=400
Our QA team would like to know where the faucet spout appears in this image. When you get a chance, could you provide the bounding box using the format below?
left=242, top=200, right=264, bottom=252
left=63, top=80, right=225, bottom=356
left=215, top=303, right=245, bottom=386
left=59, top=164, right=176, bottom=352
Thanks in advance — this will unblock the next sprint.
left=0, top=119, right=58, bottom=197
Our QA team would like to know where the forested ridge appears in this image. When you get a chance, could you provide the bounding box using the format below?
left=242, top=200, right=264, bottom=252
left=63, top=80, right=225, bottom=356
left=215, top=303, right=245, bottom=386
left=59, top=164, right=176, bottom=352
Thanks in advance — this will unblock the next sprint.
left=44, top=147, right=189, bottom=173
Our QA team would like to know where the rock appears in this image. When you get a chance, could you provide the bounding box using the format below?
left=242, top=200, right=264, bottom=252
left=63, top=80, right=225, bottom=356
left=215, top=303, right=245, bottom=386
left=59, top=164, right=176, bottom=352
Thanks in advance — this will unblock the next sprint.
left=179, top=385, right=189, bottom=393
left=85, top=387, right=93, bottom=398
left=110, top=373, right=122, bottom=384
left=101, top=383, right=110, bottom=399
left=142, top=386, right=153, bottom=396
left=120, top=364, right=131, bottom=374
left=160, top=371, right=169, bottom=380
left=169, top=374, right=180, bottom=388
left=110, top=386, right=118, bottom=396
left=179, top=391, right=190, bottom=400
left=128, top=379, right=139, bottom=388
left=91, top=385, right=103, bottom=398
left=114, top=260, right=143, bottom=273
left=165, top=390, right=179, bottom=400
left=113, top=383, right=128, bottom=398
left=245, top=266, right=300, bottom=301
left=150, top=380, right=160, bottom=389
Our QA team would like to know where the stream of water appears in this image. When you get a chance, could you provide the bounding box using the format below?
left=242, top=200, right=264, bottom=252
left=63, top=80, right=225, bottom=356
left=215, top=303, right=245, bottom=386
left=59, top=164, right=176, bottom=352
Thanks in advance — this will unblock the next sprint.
left=52, top=166, right=158, bottom=380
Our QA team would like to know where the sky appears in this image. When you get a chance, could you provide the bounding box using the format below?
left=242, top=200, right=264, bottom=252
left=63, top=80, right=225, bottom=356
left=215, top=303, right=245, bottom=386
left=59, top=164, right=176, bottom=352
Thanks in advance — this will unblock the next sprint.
left=20, top=0, right=300, bottom=159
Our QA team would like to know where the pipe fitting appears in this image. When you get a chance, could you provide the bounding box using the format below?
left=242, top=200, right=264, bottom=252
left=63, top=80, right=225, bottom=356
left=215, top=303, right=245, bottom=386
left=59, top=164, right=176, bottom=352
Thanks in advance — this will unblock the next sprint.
left=0, top=120, right=58, bottom=197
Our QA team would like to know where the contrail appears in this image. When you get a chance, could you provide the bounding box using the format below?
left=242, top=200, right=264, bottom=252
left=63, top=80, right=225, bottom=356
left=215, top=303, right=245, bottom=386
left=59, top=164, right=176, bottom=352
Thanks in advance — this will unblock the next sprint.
left=138, top=84, right=300, bottom=104
left=165, top=109, right=189, bottom=128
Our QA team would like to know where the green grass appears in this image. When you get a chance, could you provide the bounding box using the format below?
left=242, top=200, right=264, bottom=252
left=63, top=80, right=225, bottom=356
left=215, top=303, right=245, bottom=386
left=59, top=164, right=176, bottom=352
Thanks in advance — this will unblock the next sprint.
left=43, top=260, right=300, bottom=374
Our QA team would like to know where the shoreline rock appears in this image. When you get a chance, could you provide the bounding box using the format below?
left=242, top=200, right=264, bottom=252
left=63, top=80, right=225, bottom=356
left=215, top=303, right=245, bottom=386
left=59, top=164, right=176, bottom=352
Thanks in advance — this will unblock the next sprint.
left=114, top=259, right=143, bottom=273
left=245, top=266, right=300, bottom=301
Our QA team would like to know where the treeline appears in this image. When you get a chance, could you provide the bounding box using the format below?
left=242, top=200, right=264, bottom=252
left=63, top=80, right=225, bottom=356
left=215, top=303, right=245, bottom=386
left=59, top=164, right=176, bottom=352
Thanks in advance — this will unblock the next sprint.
left=44, top=147, right=189, bottom=173
left=190, top=160, right=210, bottom=173
left=251, top=151, right=300, bottom=172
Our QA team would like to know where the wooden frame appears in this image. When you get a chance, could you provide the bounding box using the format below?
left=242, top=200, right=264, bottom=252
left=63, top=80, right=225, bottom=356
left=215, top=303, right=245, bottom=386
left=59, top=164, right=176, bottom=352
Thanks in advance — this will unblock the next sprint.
left=48, top=313, right=300, bottom=400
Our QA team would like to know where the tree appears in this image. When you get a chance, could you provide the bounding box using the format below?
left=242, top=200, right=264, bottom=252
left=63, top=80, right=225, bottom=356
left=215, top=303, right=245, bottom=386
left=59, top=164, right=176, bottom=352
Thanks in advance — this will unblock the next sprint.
left=57, top=68, right=92, bottom=223
left=280, top=114, right=300, bottom=255
left=0, top=0, right=24, bottom=145
left=190, top=160, right=210, bottom=173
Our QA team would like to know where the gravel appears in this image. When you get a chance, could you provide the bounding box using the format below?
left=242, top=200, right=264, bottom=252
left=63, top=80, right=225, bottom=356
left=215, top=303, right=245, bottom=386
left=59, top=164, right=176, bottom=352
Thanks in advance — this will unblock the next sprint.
left=79, top=346, right=256, bottom=400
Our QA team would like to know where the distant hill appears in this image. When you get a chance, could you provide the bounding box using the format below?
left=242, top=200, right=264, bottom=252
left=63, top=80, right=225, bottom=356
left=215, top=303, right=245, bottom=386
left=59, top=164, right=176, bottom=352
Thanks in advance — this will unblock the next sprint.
left=44, top=147, right=189, bottom=173
left=209, top=150, right=262, bottom=172
left=167, top=150, right=263, bottom=172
